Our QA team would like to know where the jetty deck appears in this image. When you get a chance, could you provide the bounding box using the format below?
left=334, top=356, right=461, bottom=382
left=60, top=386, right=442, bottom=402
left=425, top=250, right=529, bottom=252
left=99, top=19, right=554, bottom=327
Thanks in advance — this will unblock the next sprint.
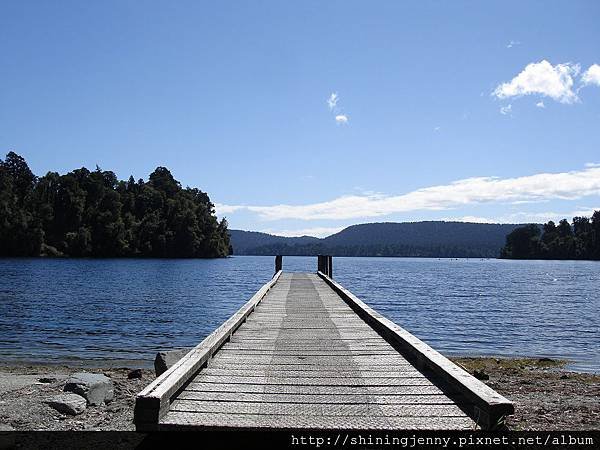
left=135, top=257, right=513, bottom=431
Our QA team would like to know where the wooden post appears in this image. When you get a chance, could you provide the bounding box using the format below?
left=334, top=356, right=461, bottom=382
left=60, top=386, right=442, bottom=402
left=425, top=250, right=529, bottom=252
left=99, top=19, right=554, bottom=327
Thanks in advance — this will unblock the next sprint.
left=317, top=255, right=324, bottom=273
left=275, top=255, right=282, bottom=274
left=317, top=255, right=332, bottom=277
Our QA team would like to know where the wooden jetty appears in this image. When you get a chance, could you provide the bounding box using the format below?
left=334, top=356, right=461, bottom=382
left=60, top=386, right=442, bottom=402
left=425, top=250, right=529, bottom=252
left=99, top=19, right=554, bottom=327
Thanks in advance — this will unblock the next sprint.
left=134, top=256, right=513, bottom=431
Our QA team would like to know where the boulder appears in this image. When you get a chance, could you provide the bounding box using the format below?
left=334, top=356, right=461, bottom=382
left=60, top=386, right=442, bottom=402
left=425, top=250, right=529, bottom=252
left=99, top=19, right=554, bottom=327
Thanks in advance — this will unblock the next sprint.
left=64, top=372, right=114, bottom=406
left=154, top=348, right=191, bottom=377
left=46, top=393, right=87, bottom=415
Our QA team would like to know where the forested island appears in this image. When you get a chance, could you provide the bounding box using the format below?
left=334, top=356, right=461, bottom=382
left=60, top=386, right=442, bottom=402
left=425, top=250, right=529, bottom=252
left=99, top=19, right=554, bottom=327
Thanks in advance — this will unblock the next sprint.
left=501, top=213, right=600, bottom=260
left=0, top=152, right=230, bottom=257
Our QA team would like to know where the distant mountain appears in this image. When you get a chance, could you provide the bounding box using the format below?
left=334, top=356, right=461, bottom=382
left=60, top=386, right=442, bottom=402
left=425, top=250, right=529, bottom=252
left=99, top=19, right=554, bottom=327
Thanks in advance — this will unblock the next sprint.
left=228, top=230, right=320, bottom=254
left=229, top=221, right=524, bottom=258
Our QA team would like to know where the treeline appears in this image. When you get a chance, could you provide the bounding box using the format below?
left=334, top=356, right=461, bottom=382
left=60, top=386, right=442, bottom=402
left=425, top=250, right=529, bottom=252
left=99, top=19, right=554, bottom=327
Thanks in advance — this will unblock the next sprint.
left=235, top=243, right=503, bottom=258
left=0, top=152, right=230, bottom=258
left=501, top=213, right=600, bottom=259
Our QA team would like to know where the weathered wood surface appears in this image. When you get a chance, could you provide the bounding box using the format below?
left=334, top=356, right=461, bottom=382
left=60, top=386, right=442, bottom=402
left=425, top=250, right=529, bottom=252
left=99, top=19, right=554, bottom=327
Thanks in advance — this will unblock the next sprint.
left=135, top=272, right=513, bottom=431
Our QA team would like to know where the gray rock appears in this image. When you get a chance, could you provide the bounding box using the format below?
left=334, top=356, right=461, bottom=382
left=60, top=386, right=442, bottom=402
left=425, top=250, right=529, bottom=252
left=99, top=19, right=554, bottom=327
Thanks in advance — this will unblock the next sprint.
left=46, top=393, right=87, bottom=415
left=154, top=348, right=191, bottom=377
left=64, top=372, right=114, bottom=406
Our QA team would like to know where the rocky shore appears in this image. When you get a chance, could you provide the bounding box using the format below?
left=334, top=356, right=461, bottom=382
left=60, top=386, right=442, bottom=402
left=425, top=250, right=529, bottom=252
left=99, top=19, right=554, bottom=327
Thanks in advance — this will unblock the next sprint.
left=0, top=357, right=597, bottom=431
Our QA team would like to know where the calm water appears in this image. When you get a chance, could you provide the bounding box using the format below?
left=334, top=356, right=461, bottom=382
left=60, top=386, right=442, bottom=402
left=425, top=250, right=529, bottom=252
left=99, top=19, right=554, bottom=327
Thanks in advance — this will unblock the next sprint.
left=0, top=256, right=598, bottom=372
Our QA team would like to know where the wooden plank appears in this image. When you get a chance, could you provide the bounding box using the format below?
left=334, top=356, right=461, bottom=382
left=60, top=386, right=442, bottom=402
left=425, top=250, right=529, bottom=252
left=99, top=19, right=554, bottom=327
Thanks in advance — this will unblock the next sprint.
left=133, top=271, right=283, bottom=431
left=207, top=362, right=416, bottom=371
left=184, top=383, right=448, bottom=395
left=160, top=411, right=474, bottom=430
left=200, top=368, right=423, bottom=378
left=318, top=271, right=514, bottom=430
left=189, top=376, right=430, bottom=386
left=169, top=400, right=467, bottom=417
left=214, top=350, right=399, bottom=356
left=222, top=342, right=395, bottom=349
left=177, top=391, right=459, bottom=405
left=229, top=337, right=386, bottom=343
left=210, top=354, right=413, bottom=365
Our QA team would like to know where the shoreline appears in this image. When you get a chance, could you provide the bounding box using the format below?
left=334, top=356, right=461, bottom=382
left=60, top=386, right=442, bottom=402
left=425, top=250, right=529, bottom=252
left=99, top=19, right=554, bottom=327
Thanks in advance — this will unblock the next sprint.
left=0, top=356, right=598, bottom=431
left=3, top=352, right=596, bottom=374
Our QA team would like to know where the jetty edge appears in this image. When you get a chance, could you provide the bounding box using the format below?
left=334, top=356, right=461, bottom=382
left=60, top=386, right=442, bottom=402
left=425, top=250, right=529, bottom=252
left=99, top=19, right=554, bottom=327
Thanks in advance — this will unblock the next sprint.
left=134, top=256, right=513, bottom=431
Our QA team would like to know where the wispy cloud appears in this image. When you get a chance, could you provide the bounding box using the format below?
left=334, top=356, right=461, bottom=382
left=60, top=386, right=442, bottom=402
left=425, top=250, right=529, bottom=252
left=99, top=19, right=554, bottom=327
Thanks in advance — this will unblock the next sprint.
left=493, top=60, right=580, bottom=104
left=506, top=40, right=520, bottom=49
left=335, top=114, right=349, bottom=124
left=259, top=226, right=345, bottom=238
left=536, top=101, right=545, bottom=108
left=444, top=208, right=600, bottom=225
left=581, top=64, right=600, bottom=87
left=327, top=92, right=339, bottom=111
left=327, top=92, right=349, bottom=124
left=214, top=203, right=246, bottom=215
left=217, top=166, right=600, bottom=221
left=442, top=215, right=499, bottom=224
left=500, top=104, right=512, bottom=115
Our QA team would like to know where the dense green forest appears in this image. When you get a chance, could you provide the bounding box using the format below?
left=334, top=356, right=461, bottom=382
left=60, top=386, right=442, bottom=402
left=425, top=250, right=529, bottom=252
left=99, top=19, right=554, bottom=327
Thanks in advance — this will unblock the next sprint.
left=501, top=213, right=600, bottom=259
left=0, top=152, right=230, bottom=257
left=230, top=222, right=522, bottom=258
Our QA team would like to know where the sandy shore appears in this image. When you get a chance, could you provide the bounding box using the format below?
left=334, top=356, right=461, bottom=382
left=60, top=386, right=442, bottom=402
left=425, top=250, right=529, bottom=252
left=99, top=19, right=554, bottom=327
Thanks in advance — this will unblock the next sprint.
left=0, top=357, right=597, bottom=431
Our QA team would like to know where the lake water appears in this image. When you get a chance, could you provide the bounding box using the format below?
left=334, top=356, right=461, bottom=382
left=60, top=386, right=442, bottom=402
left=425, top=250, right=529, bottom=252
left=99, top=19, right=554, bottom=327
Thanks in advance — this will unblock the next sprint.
left=0, top=256, right=598, bottom=372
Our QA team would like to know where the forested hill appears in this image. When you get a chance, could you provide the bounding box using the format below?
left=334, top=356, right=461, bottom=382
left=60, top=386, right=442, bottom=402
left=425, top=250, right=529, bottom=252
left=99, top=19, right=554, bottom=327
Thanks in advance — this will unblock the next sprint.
left=229, top=230, right=320, bottom=254
left=0, top=152, right=230, bottom=257
left=230, top=222, right=523, bottom=258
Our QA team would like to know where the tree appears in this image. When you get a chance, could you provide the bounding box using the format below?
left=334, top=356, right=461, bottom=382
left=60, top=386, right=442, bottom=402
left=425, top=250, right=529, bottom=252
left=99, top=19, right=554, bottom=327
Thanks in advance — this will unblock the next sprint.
left=501, top=224, right=541, bottom=259
left=502, top=213, right=600, bottom=260
left=0, top=152, right=230, bottom=258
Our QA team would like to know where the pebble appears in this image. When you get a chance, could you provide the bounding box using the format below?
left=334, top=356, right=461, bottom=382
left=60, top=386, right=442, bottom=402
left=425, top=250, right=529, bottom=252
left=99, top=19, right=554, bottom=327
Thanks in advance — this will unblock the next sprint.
left=38, top=377, right=57, bottom=384
left=127, top=369, right=143, bottom=379
left=473, top=369, right=490, bottom=380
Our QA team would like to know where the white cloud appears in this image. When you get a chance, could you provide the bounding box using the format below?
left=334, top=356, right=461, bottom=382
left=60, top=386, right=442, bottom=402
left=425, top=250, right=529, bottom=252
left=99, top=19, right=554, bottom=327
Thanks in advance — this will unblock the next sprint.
left=444, top=208, right=600, bottom=225
left=500, top=104, right=512, bottom=115
left=260, top=226, right=345, bottom=238
left=442, top=216, right=499, bottom=224
left=536, top=101, right=545, bottom=108
left=335, top=114, right=348, bottom=124
left=218, top=166, right=600, bottom=221
left=493, top=60, right=580, bottom=104
left=506, top=40, right=520, bottom=49
left=214, top=203, right=246, bottom=215
left=327, top=93, right=339, bottom=110
left=581, top=64, right=600, bottom=87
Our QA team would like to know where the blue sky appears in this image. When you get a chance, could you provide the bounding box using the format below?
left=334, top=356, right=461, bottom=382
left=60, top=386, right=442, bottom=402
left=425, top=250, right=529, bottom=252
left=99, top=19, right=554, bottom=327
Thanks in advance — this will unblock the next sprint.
left=1, top=1, right=600, bottom=237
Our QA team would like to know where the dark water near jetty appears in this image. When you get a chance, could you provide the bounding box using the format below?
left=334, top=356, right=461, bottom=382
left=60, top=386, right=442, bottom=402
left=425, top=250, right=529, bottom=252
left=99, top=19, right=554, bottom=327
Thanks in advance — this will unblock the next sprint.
left=0, top=256, right=598, bottom=372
